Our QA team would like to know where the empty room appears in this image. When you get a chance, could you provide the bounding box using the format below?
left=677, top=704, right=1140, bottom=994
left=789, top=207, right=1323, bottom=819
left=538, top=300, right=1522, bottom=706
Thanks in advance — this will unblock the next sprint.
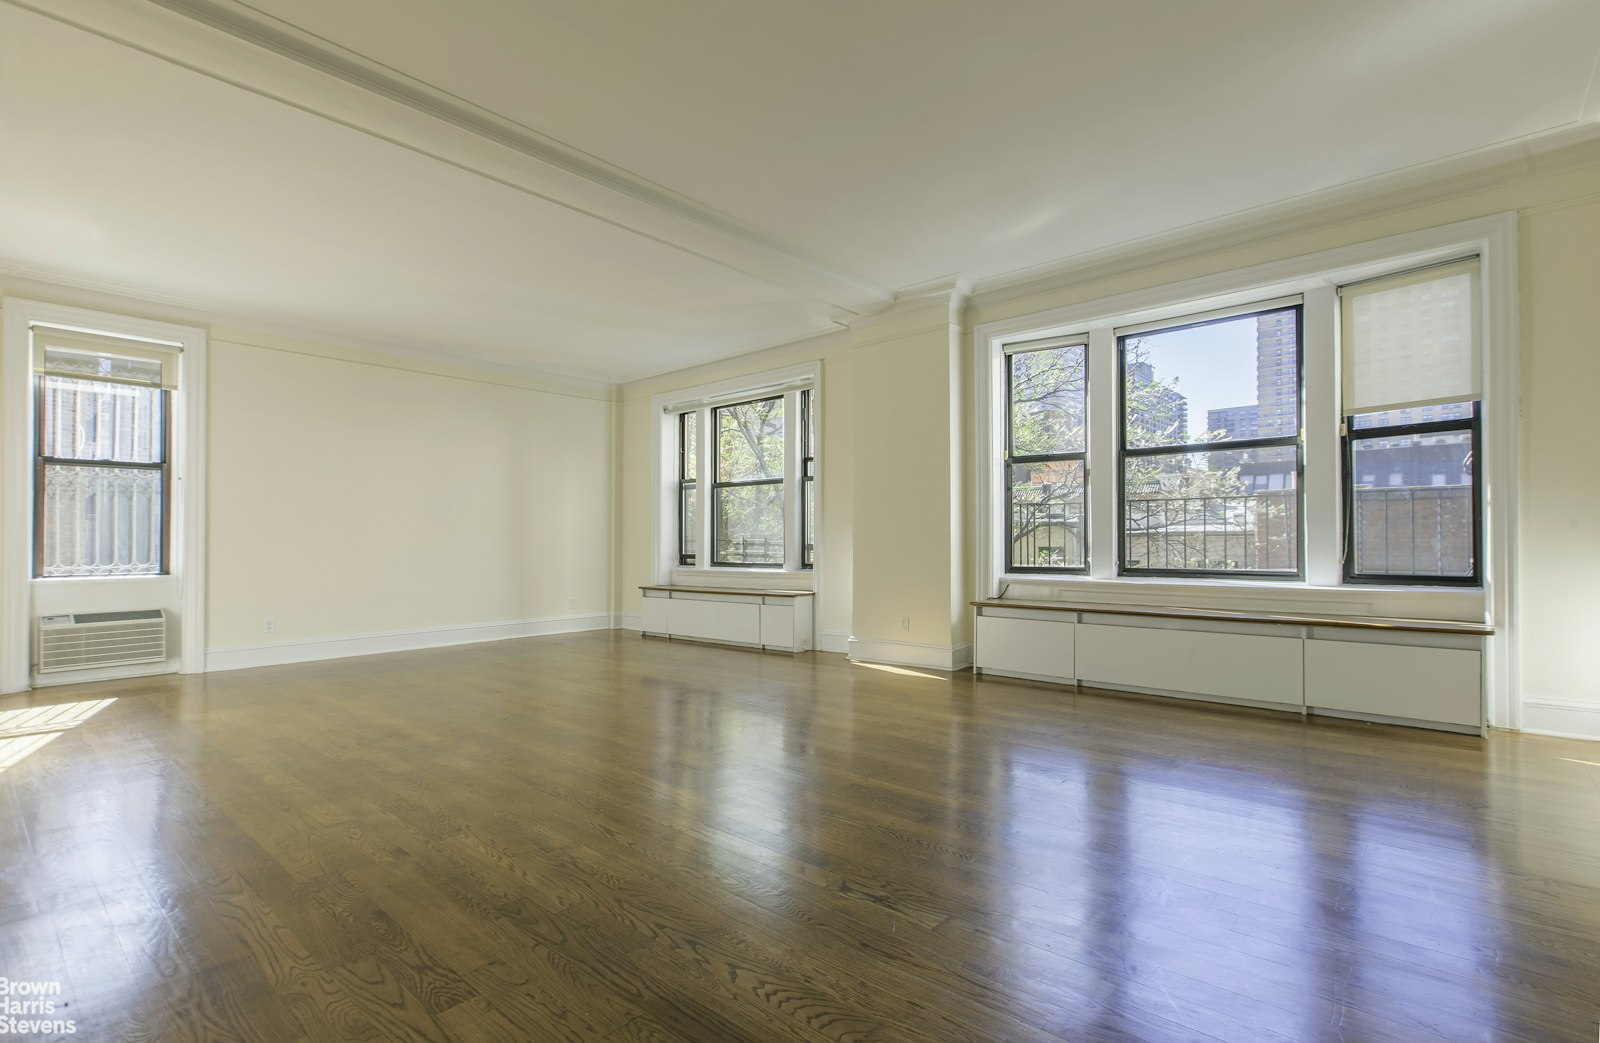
left=2, top=1, right=1599, bottom=1040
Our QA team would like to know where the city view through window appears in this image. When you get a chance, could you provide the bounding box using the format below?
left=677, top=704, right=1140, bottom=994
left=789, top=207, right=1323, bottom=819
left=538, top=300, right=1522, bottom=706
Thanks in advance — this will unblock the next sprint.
left=1009, top=293, right=1477, bottom=579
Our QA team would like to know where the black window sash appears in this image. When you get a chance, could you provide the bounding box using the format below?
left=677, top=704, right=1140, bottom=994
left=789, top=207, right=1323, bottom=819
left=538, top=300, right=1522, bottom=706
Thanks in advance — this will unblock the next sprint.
left=1004, top=346, right=1088, bottom=574
left=34, top=375, right=172, bottom=578
left=1342, top=407, right=1481, bottom=586
left=1115, top=304, right=1305, bottom=579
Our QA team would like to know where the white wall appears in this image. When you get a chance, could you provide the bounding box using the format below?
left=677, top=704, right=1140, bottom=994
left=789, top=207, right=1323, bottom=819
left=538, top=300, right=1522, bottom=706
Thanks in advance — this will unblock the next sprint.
left=0, top=295, right=615, bottom=674
left=1515, top=196, right=1600, bottom=737
left=205, top=329, right=614, bottom=657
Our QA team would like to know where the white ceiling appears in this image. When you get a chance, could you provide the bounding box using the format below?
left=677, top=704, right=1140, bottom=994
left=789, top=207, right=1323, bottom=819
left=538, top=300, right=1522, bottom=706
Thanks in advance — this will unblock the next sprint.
left=1, top=0, right=1596, bottom=382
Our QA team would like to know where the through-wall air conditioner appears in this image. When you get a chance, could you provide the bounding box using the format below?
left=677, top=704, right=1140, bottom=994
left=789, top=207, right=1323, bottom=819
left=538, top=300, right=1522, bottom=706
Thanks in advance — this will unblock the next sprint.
left=36, top=610, right=168, bottom=673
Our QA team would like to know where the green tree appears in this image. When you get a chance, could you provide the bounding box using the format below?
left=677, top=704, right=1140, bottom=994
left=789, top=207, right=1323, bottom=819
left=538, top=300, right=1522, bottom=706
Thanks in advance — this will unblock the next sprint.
left=1007, top=338, right=1292, bottom=571
left=1008, top=346, right=1086, bottom=567
left=713, top=397, right=784, bottom=563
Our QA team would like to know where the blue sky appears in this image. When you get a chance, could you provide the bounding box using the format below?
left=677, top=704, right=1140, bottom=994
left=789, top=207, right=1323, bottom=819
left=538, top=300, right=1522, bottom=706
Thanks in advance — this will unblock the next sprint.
left=1134, top=315, right=1262, bottom=440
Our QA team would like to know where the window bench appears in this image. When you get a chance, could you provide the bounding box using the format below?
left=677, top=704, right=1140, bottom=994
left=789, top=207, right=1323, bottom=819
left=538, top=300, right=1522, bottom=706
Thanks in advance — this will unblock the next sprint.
left=971, top=598, right=1492, bottom=734
left=640, top=585, right=814, bottom=653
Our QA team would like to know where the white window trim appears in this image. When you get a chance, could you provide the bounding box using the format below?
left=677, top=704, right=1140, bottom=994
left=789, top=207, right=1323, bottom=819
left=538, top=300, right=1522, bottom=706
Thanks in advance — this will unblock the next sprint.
left=973, top=213, right=1518, bottom=727
left=2, top=299, right=208, bottom=693
left=651, top=361, right=821, bottom=589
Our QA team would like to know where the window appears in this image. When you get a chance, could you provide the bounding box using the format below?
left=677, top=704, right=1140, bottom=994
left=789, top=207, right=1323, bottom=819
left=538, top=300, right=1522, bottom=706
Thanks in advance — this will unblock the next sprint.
left=713, top=396, right=785, bottom=566
left=1006, top=339, right=1087, bottom=571
left=34, top=335, right=175, bottom=577
left=677, top=411, right=697, bottom=565
left=662, top=365, right=817, bottom=577
left=980, top=219, right=1508, bottom=609
left=1119, top=303, right=1302, bottom=577
left=1341, top=259, right=1481, bottom=584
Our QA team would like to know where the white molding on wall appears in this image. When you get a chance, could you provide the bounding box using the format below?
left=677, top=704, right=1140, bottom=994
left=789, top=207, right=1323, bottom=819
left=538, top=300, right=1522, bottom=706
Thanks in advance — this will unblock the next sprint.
left=1519, top=697, right=1600, bottom=743
left=0, top=266, right=618, bottom=401
left=0, top=303, right=27, bottom=694
left=615, top=614, right=642, bottom=633
left=847, top=637, right=973, bottom=672
left=972, top=124, right=1600, bottom=310
left=818, top=630, right=850, bottom=654
left=206, top=613, right=616, bottom=673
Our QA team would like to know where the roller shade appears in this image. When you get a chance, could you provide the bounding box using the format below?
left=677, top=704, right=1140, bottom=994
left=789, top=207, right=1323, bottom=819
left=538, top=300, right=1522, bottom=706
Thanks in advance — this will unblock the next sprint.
left=1340, top=258, right=1479, bottom=416
left=32, top=327, right=180, bottom=390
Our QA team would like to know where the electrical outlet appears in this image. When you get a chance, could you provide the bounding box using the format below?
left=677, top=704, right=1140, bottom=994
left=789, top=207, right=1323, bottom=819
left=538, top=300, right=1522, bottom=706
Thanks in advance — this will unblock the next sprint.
left=568, top=597, right=577, bottom=611
left=900, top=616, right=910, bottom=632
left=263, top=618, right=277, bottom=635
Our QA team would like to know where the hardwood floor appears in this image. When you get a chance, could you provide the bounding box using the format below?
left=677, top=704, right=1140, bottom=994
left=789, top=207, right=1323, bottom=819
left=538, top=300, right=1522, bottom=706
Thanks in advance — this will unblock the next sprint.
left=2, top=631, right=1598, bottom=1042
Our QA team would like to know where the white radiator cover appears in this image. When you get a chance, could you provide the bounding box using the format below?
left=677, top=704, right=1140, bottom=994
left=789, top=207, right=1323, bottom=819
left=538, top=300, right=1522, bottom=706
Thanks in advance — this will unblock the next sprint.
left=37, top=610, right=168, bottom=673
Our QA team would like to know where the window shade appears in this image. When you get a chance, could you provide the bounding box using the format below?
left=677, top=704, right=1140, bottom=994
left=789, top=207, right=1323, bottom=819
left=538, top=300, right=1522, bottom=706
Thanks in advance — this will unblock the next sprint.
left=1340, top=258, right=1479, bottom=416
left=32, top=327, right=180, bottom=390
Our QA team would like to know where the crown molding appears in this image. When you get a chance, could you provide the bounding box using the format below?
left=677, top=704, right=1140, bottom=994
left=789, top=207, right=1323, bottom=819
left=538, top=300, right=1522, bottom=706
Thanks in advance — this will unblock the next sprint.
left=0, top=260, right=616, bottom=400
left=4, top=0, right=892, bottom=316
left=972, top=122, right=1600, bottom=311
left=848, top=274, right=973, bottom=333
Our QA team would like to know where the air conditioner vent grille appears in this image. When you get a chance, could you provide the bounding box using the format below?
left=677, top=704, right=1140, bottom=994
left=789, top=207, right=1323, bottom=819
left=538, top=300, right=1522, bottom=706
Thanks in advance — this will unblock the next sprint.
left=38, top=610, right=168, bottom=673
left=71, top=609, right=164, bottom=625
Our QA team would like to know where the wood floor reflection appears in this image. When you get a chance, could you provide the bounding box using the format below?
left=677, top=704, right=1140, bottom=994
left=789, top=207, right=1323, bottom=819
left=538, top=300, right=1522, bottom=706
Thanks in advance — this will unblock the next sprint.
left=1, top=631, right=1597, bottom=1041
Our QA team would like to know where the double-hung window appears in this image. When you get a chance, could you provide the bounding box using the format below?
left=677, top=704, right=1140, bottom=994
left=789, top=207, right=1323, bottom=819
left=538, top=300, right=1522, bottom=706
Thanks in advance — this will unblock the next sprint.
left=1340, top=259, right=1481, bottom=584
left=980, top=219, right=1506, bottom=616
left=1005, top=338, right=1088, bottom=571
left=34, top=334, right=174, bottom=577
left=1118, top=302, right=1302, bottom=577
left=662, top=367, right=817, bottom=576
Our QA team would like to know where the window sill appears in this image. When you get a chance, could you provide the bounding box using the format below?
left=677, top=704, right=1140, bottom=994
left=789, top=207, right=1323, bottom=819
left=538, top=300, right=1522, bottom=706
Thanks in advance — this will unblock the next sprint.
left=996, top=573, right=1484, bottom=623
left=671, top=567, right=814, bottom=591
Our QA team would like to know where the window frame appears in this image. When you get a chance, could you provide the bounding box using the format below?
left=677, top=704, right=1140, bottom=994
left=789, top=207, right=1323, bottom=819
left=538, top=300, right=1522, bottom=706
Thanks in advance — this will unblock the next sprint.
left=975, top=215, right=1513, bottom=599
left=1115, top=302, right=1306, bottom=580
left=32, top=370, right=174, bottom=579
left=972, top=214, right=1515, bottom=728
left=800, top=388, right=815, bottom=571
left=2, top=299, right=210, bottom=694
left=1004, top=338, right=1089, bottom=574
left=677, top=410, right=696, bottom=566
left=1342, top=406, right=1482, bottom=587
left=654, top=361, right=820, bottom=584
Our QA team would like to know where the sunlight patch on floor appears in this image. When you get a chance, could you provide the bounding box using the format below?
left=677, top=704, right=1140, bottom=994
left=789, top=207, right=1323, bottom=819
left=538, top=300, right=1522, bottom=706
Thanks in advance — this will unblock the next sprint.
left=851, top=661, right=949, bottom=681
left=0, top=698, right=116, bottom=774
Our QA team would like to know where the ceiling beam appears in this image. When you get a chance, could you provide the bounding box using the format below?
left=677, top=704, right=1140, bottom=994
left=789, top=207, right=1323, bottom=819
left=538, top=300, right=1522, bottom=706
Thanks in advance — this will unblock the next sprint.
left=5, top=0, right=893, bottom=319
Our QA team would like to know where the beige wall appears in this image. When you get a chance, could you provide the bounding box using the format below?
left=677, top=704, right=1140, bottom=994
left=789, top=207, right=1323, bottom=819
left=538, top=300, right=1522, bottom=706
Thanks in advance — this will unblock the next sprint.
left=848, top=305, right=967, bottom=659
left=1516, top=196, right=1600, bottom=707
left=206, top=330, right=613, bottom=650
left=1, top=302, right=614, bottom=662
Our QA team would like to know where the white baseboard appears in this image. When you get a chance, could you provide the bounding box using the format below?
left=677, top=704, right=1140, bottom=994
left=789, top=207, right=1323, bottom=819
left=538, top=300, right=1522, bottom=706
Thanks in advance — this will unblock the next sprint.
left=616, top=614, right=642, bottom=632
left=31, top=659, right=178, bottom=688
left=848, top=637, right=973, bottom=672
left=818, top=630, right=850, bottom=654
left=206, top=613, right=616, bottom=673
left=1520, top=697, right=1600, bottom=742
